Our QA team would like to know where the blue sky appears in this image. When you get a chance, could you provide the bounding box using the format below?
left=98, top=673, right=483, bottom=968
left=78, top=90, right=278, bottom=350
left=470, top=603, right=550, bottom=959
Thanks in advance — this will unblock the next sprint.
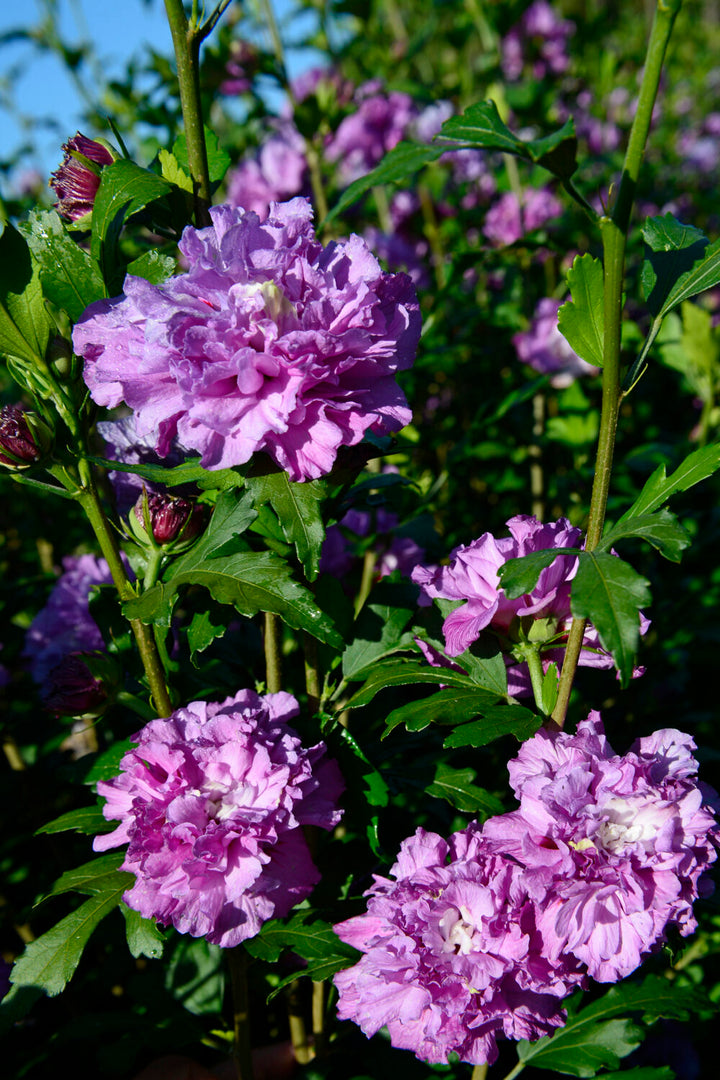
left=0, top=0, right=318, bottom=190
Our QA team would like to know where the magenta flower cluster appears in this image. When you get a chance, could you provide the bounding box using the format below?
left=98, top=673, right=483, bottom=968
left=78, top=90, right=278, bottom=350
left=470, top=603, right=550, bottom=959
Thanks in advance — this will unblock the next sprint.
left=334, top=714, right=719, bottom=1066
left=411, top=514, right=646, bottom=693
left=94, top=690, right=344, bottom=946
left=74, top=199, right=420, bottom=482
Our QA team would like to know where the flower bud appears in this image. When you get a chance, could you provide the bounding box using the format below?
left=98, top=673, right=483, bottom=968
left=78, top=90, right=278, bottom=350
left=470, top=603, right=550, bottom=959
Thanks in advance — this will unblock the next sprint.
left=49, top=133, right=116, bottom=223
left=0, top=405, right=52, bottom=468
left=42, top=653, right=107, bottom=716
left=130, top=491, right=205, bottom=548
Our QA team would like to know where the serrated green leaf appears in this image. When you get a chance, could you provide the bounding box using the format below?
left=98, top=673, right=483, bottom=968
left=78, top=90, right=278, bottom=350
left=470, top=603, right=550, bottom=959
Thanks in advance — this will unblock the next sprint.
left=36, top=805, right=111, bottom=836
left=498, top=548, right=580, bottom=599
left=454, top=642, right=510, bottom=696
left=519, top=977, right=710, bottom=1077
left=641, top=213, right=708, bottom=316
left=518, top=1017, right=644, bottom=1076
left=91, top=159, right=172, bottom=287
left=599, top=508, right=691, bottom=562
left=126, top=248, right=176, bottom=284
left=383, top=686, right=500, bottom=736
left=571, top=552, right=651, bottom=686
left=22, top=208, right=106, bottom=321
left=659, top=234, right=720, bottom=318
left=245, top=912, right=360, bottom=966
left=443, top=705, right=541, bottom=748
left=187, top=608, right=230, bottom=661
left=0, top=222, right=53, bottom=365
left=122, top=584, right=177, bottom=627
left=9, top=886, right=129, bottom=997
left=341, top=580, right=418, bottom=679
left=618, top=442, right=720, bottom=520
left=426, top=762, right=505, bottom=816
left=345, top=659, right=476, bottom=709
left=87, top=454, right=245, bottom=491
left=165, top=937, right=225, bottom=1015
left=39, top=853, right=131, bottom=902
left=246, top=472, right=327, bottom=580
left=558, top=254, right=605, bottom=368
left=158, top=148, right=193, bottom=192
left=120, top=903, right=165, bottom=959
left=439, top=100, right=577, bottom=178
left=325, top=141, right=445, bottom=224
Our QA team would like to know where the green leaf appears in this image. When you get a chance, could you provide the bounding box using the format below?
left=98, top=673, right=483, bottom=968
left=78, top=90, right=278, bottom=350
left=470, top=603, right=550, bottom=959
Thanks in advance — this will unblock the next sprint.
left=82, top=738, right=135, bottom=785
left=245, top=911, right=360, bottom=968
left=341, top=580, right=418, bottom=679
left=246, top=472, right=327, bottom=580
left=443, top=705, right=541, bottom=747
left=39, top=853, right=131, bottom=902
left=325, top=141, right=445, bottom=224
left=91, top=159, right=172, bottom=285
left=599, top=508, right=692, bottom=562
left=599, top=1070, right=674, bottom=1080
left=558, top=254, right=605, bottom=368
left=9, top=885, right=129, bottom=997
left=158, top=148, right=193, bottom=193
left=36, top=805, right=111, bottom=836
left=453, top=641, right=509, bottom=696
left=439, top=100, right=578, bottom=178
left=497, top=548, right=580, bottom=599
left=87, top=454, right=245, bottom=491
left=345, top=658, right=476, bottom=709
left=571, top=552, right=651, bottom=686
left=426, top=762, right=505, bottom=816
left=518, top=977, right=710, bottom=1077
left=618, top=442, right=720, bottom=520
left=126, top=248, right=176, bottom=284
left=383, top=686, right=501, bottom=736
left=187, top=608, right=229, bottom=661
left=0, top=222, right=53, bottom=365
left=164, top=937, right=225, bottom=1015
left=658, top=234, right=720, bottom=318
left=173, top=128, right=231, bottom=186
left=22, top=208, right=106, bottom=321
left=641, top=213, right=708, bottom=316
left=120, top=903, right=165, bottom=959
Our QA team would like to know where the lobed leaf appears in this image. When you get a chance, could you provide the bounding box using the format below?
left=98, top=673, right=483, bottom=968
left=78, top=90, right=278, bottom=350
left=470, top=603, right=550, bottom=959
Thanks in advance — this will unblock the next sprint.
left=341, top=580, right=418, bottom=679
left=120, top=903, right=165, bottom=959
left=425, top=762, right=505, bottom=816
left=345, top=658, right=476, bottom=709
left=246, top=472, right=327, bottom=581
left=23, top=208, right=106, bottom=321
left=558, top=254, right=605, bottom=369
left=641, top=213, right=708, bottom=316
left=36, top=805, right=111, bottom=836
left=245, top=911, right=359, bottom=966
left=598, top=508, right=691, bottom=562
left=497, top=547, right=580, bottom=599
left=39, top=853, right=131, bottom=902
left=618, top=442, right=720, bottom=521
left=91, top=159, right=172, bottom=287
left=442, top=705, right=541, bottom=747
left=0, top=223, right=53, bottom=366
left=570, top=552, right=651, bottom=687
left=383, top=686, right=501, bottom=737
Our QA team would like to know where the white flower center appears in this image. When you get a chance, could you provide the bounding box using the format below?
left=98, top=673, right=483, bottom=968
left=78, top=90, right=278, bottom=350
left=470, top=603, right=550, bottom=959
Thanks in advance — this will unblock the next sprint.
left=438, top=905, right=476, bottom=955
left=596, top=795, right=666, bottom=854
left=246, top=281, right=298, bottom=329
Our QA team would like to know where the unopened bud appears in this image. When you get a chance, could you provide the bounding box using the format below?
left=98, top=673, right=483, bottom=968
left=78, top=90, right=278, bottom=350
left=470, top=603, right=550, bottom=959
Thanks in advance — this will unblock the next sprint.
left=0, top=405, right=52, bottom=468
left=42, top=654, right=107, bottom=716
left=131, top=491, right=205, bottom=547
left=49, top=133, right=117, bottom=223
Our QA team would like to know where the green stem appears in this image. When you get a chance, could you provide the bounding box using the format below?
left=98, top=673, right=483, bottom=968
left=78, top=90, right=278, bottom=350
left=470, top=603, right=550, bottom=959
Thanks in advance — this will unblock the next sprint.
left=523, top=646, right=548, bottom=717
left=304, top=633, right=321, bottom=717
left=164, top=0, right=212, bottom=226
left=471, top=1064, right=490, bottom=1080
left=264, top=612, right=283, bottom=694
left=74, top=468, right=173, bottom=718
left=551, top=0, right=682, bottom=728
left=227, top=946, right=255, bottom=1080
left=499, top=1064, right=525, bottom=1080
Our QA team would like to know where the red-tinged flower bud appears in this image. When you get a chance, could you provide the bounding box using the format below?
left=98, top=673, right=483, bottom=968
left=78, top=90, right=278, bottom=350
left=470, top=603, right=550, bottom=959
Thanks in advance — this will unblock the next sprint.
left=42, top=654, right=107, bottom=716
left=131, top=491, right=205, bottom=547
left=49, top=133, right=116, bottom=223
left=0, top=405, right=52, bottom=467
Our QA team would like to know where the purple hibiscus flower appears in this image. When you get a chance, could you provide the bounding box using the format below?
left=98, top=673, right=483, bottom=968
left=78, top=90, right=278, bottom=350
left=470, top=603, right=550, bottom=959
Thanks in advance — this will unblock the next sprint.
left=94, top=689, right=344, bottom=946
left=74, top=199, right=420, bottom=482
left=482, top=713, right=720, bottom=982
left=334, top=826, right=585, bottom=1066
left=411, top=515, right=647, bottom=691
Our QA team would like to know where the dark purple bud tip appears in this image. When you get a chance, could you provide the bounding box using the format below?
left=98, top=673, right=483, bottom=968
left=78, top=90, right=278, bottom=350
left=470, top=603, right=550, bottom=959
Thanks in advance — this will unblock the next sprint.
left=49, top=132, right=116, bottom=222
left=42, top=654, right=107, bottom=715
left=0, top=405, right=50, bottom=467
left=132, top=491, right=205, bottom=546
